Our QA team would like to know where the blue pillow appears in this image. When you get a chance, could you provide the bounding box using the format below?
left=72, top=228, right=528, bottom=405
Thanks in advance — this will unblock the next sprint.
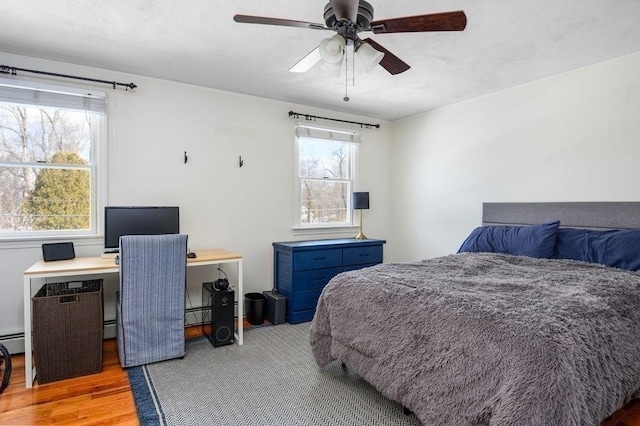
left=552, top=228, right=586, bottom=260
left=458, top=221, right=560, bottom=259
left=553, top=228, right=640, bottom=271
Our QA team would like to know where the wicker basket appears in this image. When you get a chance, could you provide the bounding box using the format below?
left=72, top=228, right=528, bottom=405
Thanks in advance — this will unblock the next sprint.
left=32, top=280, right=103, bottom=384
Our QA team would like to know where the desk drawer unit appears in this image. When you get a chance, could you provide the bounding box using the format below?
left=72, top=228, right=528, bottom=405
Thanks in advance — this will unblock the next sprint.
left=273, top=238, right=386, bottom=324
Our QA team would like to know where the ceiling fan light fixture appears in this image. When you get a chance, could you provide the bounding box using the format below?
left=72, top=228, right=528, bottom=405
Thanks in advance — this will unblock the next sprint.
left=356, top=42, right=384, bottom=73
left=319, top=34, right=345, bottom=64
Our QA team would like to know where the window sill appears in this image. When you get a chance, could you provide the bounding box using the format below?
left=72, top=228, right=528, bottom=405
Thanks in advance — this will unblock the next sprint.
left=0, top=234, right=103, bottom=250
left=292, top=225, right=359, bottom=237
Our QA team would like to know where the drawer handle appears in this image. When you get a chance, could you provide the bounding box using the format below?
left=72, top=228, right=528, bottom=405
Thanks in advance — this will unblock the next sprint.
left=359, top=253, right=370, bottom=257
left=313, top=257, right=326, bottom=261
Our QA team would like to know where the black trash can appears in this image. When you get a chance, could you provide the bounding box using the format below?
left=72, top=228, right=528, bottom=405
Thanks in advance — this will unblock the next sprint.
left=244, top=292, right=266, bottom=325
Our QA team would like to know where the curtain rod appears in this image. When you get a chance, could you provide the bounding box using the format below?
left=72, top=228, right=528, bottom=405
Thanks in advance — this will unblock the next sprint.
left=0, top=65, right=137, bottom=90
left=289, top=110, right=380, bottom=129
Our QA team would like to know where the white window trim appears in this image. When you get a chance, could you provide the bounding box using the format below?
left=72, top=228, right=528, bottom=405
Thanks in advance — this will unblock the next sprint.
left=0, top=79, right=108, bottom=241
left=93, top=109, right=108, bottom=239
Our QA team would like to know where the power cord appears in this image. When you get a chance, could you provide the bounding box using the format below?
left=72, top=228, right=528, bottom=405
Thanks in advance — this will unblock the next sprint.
left=184, top=287, right=195, bottom=327
left=217, top=267, right=228, bottom=280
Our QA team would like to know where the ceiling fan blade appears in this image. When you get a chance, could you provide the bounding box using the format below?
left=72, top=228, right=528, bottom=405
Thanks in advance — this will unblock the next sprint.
left=362, top=38, right=410, bottom=75
left=289, top=47, right=322, bottom=73
left=234, top=15, right=326, bottom=30
left=329, top=0, right=359, bottom=23
left=370, top=10, right=467, bottom=34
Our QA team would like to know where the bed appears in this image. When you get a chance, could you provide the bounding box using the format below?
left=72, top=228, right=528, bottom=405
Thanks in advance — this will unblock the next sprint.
left=310, top=202, right=640, bottom=426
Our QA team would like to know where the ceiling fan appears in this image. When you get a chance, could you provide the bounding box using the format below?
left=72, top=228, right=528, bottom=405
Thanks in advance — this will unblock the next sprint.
left=233, top=0, right=467, bottom=76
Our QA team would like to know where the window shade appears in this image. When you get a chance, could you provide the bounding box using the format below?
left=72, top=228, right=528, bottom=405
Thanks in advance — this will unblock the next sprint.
left=0, top=81, right=106, bottom=114
left=295, top=124, right=361, bottom=144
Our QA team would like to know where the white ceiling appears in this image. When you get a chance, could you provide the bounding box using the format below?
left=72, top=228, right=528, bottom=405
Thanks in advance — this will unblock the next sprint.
left=1, top=0, right=639, bottom=121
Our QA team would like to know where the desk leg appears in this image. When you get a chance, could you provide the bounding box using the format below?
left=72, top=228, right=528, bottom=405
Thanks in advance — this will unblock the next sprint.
left=23, top=276, right=34, bottom=388
left=237, top=259, right=243, bottom=345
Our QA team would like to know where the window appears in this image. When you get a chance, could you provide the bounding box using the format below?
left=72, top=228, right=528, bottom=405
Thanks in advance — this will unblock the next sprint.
left=0, top=80, right=106, bottom=238
left=295, top=124, right=360, bottom=228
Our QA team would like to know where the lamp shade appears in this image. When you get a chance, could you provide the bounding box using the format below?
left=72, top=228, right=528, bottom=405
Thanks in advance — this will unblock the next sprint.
left=356, top=42, right=384, bottom=73
left=319, top=35, right=346, bottom=64
left=352, top=192, right=370, bottom=210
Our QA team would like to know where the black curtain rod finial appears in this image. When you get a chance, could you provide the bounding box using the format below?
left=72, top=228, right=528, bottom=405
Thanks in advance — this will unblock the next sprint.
left=0, top=65, right=16, bottom=76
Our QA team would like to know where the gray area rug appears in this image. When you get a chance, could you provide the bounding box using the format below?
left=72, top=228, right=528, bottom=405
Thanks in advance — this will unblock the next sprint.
left=130, top=323, right=421, bottom=425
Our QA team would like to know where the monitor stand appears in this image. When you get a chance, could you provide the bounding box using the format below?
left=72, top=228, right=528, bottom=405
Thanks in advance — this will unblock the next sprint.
left=101, top=248, right=119, bottom=259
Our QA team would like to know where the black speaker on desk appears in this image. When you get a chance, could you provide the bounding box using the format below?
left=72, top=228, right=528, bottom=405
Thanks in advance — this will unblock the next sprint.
left=202, top=282, right=235, bottom=347
left=42, top=242, right=75, bottom=262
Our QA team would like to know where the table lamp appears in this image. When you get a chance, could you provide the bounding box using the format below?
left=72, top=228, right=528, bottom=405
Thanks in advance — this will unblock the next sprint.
left=352, top=192, right=370, bottom=240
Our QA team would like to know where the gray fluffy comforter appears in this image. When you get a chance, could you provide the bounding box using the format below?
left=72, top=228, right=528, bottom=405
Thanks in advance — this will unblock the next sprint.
left=310, top=253, right=640, bottom=425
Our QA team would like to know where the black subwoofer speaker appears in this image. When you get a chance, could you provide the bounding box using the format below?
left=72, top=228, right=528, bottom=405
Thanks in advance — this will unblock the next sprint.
left=202, top=282, right=235, bottom=347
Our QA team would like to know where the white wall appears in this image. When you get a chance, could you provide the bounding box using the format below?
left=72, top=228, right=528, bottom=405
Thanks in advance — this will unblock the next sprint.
left=6, top=48, right=639, bottom=348
left=0, top=52, right=393, bottom=345
left=390, top=51, right=640, bottom=262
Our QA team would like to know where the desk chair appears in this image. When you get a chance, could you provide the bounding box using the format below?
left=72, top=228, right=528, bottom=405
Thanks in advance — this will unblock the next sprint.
left=116, top=234, right=188, bottom=368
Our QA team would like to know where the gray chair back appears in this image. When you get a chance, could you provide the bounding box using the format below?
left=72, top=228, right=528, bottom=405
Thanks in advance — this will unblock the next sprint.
left=116, top=234, right=188, bottom=367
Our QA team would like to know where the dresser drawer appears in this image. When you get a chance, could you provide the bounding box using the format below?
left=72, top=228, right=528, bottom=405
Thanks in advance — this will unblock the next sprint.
left=293, top=249, right=342, bottom=271
left=291, top=288, right=324, bottom=311
left=343, top=245, right=383, bottom=266
left=293, top=267, right=342, bottom=291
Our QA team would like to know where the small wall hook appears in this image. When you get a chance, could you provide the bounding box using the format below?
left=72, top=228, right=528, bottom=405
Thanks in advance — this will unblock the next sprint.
left=239, top=156, right=244, bottom=168
left=184, top=151, right=188, bottom=164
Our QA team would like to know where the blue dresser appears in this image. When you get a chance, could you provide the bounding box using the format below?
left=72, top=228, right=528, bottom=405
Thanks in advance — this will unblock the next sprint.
left=272, top=238, right=386, bottom=324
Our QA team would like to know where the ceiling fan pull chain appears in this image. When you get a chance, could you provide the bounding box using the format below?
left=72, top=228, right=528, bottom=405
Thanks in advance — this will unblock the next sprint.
left=344, top=47, right=349, bottom=102
left=352, top=40, right=356, bottom=88
left=349, top=41, right=354, bottom=89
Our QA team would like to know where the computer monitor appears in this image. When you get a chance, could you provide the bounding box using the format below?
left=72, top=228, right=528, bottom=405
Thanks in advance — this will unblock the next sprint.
left=104, top=206, right=180, bottom=252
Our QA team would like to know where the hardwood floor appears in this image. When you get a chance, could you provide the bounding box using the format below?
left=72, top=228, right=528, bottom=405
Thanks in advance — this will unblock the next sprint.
left=603, top=399, right=640, bottom=426
left=0, top=338, right=137, bottom=425
left=1, top=327, right=640, bottom=425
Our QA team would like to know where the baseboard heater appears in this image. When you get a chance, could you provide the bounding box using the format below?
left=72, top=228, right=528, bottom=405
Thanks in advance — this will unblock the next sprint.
left=0, top=304, right=239, bottom=355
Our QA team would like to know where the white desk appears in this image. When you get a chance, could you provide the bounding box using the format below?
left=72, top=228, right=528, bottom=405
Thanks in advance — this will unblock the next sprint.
left=23, top=248, right=243, bottom=388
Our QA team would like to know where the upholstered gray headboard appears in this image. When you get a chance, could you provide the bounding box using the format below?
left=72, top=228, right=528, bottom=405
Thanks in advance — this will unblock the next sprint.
left=482, top=202, right=640, bottom=230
